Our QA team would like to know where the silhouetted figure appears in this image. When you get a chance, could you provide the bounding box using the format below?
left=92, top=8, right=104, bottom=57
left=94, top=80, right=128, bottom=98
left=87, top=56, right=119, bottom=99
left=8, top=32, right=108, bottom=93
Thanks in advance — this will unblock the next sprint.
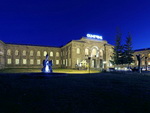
left=145, top=57, right=148, bottom=71
left=42, top=54, right=53, bottom=73
left=136, top=54, right=143, bottom=73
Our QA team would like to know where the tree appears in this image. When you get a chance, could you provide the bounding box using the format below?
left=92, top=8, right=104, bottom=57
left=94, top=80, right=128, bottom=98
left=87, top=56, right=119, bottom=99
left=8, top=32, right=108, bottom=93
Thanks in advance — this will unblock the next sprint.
left=110, top=29, right=124, bottom=66
left=123, top=32, right=134, bottom=66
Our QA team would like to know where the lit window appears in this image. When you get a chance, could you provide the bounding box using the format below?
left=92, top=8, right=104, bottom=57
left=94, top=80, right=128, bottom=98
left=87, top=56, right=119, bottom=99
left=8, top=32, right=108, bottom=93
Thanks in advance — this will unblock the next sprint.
left=148, top=61, right=150, bottom=65
left=30, top=50, right=34, bottom=56
left=99, top=50, right=103, bottom=57
left=56, top=52, right=59, bottom=57
left=15, top=50, right=19, bottom=56
left=37, top=59, right=41, bottom=65
left=77, top=48, right=80, bottom=54
left=23, top=50, right=26, bottom=56
left=44, top=51, right=47, bottom=56
left=50, top=51, right=53, bottom=57
left=37, top=51, right=41, bottom=56
left=63, top=59, right=65, bottom=65
left=148, top=53, right=150, bottom=58
left=56, top=60, right=59, bottom=65
left=23, top=59, right=27, bottom=64
left=92, top=48, right=97, bottom=57
left=7, top=59, right=12, bottom=64
left=7, top=49, right=11, bottom=55
left=85, top=48, right=89, bottom=55
left=142, top=61, right=145, bottom=65
left=30, top=59, right=34, bottom=64
left=76, top=58, right=80, bottom=65
left=15, top=59, right=19, bottom=64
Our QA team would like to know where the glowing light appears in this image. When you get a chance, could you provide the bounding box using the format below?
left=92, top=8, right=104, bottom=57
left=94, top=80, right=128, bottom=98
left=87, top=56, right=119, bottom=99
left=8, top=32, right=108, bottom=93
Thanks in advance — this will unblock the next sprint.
left=86, top=34, right=103, bottom=40
left=103, top=61, right=106, bottom=64
left=45, top=65, right=50, bottom=73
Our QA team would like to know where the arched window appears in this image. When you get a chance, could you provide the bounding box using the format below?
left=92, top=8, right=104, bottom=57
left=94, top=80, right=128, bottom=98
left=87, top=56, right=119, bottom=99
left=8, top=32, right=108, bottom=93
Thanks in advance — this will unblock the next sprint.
left=30, top=50, right=34, bottom=56
left=37, top=51, right=40, bottom=56
left=77, top=48, right=80, bottom=54
left=99, top=50, right=103, bottom=57
left=50, top=51, right=53, bottom=57
left=15, top=50, right=19, bottom=56
left=7, top=49, right=11, bottom=55
left=85, top=48, right=89, bottom=55
left=148, top=53, right=150, bottom=58
left=56, top=52, right=59, bottom=57
left=44, top=51, right=47, bottom=56
left=91, top=48, right=97, bottom=57
left=23, top=50, right=26, bottom=56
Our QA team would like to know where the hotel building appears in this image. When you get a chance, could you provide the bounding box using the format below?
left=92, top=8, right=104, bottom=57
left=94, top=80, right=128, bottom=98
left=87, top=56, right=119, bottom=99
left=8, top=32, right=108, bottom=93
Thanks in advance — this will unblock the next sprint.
left=0, top=36, right=114, bottom=70
left=0, top=35, right=149, bottom=70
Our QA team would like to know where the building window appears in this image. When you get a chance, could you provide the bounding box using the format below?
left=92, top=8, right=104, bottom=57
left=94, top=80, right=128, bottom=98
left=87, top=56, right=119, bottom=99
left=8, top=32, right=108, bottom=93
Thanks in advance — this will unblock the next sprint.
left=85, top=48, right=89, bottom=55
left=63, top=59, right=65, bottom=65
left=148, top=53, right=150, bottom=58
left=15, top=59, right=19, bottom=65
left=44, top=51, right=47, bottom=56
left=15, top=50, right=19, bottom=56
left=56, top=52, right=59, bottom=57
left=76, top=58, right=80, bottom=65
left=30, top=59, right=34, bottom=65
left=37, top=59, right=41, bottom=65
left=77, top=48, right=80, bottom=54
left=99, top=50, right=103, bottom=57
left=50, top=51, right=53, bottom=57
left=56, top=60, right=59, bottom=65
left=7, top=49, right=11, bottom=55
left=30, top=50, right=34, bottom=56
left=142, top=61, right=145, bottom=65
left=148, top=61, right=150, bottom=65
left=23, top=50, right=26, bottom=56
left=37, top=51, right=41, bottom=56
left=92, top=48, right=97, bottom=57
left=7, top=59, right=12, bottom=64
left=23, top=59, right=27, bottom=64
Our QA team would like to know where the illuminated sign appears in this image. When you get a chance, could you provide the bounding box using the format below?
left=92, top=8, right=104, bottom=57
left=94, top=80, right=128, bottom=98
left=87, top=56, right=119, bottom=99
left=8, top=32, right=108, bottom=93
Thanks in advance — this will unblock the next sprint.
left=86, top=34, right=103, bottom=40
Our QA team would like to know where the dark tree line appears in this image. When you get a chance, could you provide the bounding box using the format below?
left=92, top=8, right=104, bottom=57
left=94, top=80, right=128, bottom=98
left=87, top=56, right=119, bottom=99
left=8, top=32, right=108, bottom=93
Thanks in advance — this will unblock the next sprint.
left=110, top=30, right=134, bottom=67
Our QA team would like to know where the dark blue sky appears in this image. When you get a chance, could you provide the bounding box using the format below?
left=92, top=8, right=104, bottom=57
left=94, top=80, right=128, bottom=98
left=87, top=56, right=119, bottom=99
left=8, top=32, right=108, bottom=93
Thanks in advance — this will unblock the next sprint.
left=0, top=0, right=150, bottom=49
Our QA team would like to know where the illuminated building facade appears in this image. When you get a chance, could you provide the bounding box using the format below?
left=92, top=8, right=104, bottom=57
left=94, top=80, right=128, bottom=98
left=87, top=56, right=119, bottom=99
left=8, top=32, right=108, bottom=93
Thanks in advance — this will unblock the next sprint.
left=133, top=48, right=150, bottom=68
left=0, top=35, right=114, bottom=70
left=0, top=35, right=150, bottom=70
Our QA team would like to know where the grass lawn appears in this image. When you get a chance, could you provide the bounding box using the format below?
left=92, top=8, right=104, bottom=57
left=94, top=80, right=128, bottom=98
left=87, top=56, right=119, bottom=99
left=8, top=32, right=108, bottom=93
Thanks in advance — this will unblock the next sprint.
left=0, top=72, right=150, bottom=113
left=0, top=68, right=100, bottom=74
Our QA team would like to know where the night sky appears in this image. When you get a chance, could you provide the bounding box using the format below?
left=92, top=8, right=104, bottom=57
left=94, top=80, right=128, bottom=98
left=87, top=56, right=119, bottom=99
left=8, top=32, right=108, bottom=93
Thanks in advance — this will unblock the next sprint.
left=0, top=0, right=150, bottom=49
